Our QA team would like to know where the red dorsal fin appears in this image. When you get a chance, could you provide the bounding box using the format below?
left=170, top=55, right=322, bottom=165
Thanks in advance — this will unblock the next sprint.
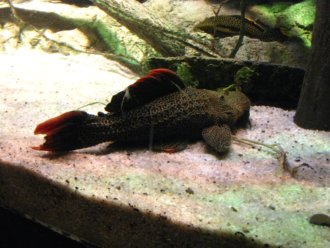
left=34, top=111, right=87, bottom=135
left=105, top=68, right=185, bottom=114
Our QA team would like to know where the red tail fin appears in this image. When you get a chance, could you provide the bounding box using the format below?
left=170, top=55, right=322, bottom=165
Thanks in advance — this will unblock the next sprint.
left=32, top=111, right=88, bottom=151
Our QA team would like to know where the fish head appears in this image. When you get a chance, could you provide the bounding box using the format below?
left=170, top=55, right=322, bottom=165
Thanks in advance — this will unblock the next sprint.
left=219, top=90, right=251, bottom=127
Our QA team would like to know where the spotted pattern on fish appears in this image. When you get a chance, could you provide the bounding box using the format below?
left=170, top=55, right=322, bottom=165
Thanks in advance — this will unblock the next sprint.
left=33, top=88, right=251, bottom=153
left=195, top=15, right=286, bottom=42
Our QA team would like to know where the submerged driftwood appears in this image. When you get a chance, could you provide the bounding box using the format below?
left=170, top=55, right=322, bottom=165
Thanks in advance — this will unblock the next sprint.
left=294, top=0, right=330, bottom=131
left=2, top=0, right=305, bottom=109
left=90, top=0, right=218, bottom=57
left=0, top=2, right=149, bottom=73
left=1, top=0, right=222, bottom=72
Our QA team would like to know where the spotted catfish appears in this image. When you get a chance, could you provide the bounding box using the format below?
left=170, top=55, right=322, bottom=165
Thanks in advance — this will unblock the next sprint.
left=33, top=69, right=250, bottom=153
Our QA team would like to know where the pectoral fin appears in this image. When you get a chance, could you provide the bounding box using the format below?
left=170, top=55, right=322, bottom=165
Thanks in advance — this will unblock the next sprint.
left=152, top=140, right=188, bottom=153
left=202, top=125, right=231, bottom=153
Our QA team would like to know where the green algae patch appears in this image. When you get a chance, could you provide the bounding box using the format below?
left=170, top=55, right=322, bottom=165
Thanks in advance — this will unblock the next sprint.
left=193, top=184, right=330, bottom=247
left=250, top=2, right=291, bottom=28
left=283, top=0, right=315, bottom=29
left=176, top=62, right=199, bottom=87
left=251, top=0, right=315, bottom=47
left=91, top=19, right=125, bottom=55
left=277, top=0, right=315, bottom=47
left=234, top=66, right=257, bottom=91
left=47, top=161, right=330, bottom=248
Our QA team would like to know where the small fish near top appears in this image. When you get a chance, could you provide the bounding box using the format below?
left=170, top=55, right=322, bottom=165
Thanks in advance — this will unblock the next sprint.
left=50, top=0, right=93, bottom=7
left=195, top=15, right=287, bottom=42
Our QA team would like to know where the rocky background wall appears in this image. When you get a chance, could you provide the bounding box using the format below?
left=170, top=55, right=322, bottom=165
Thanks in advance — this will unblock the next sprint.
left=1, top=0, right=315, bottom=71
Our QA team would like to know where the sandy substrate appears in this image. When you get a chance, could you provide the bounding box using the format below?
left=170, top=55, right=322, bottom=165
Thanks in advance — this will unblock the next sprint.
left=0, top=49, right=329, bottom=247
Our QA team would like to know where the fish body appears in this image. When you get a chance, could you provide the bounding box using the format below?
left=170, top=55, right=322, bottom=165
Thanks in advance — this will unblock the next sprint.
left=49, top=0, right=93, bottom=7
left=195, top=15, right=286, bottom=42
left=33, top=70, right=250, bottom=153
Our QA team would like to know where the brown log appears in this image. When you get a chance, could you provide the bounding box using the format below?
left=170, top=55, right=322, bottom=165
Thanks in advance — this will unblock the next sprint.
left=294, top=0, right=330, bottom=130
left=144, top=56, right=305, bottom=109
left=91, top=0, right=218, bottom=57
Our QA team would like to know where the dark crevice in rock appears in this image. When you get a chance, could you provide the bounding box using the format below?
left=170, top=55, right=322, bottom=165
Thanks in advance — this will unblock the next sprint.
left=144, top=56, right=305, bottom=109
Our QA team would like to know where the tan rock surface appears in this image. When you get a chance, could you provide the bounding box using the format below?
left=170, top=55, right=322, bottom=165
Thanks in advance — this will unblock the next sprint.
left=0, top=49, right=329, bottom=247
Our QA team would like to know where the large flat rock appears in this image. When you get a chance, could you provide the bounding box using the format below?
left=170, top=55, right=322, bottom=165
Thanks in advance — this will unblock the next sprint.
left=0, top=49, right=329, bottom=247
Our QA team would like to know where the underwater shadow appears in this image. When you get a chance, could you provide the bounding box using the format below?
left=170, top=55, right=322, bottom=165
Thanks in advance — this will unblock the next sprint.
left=81, top=139, right=191, bottom=156
left=203, top=145, right=231, bottom=160
left=87, top=141, right=152, bottom=156
left=39, top=151, right=72, bottom=160
left=0, top=162, right=277, bottom=248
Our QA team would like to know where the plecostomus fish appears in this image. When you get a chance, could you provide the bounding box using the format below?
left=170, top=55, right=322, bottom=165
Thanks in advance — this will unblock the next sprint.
left=33, top=69, right=250, bottom=153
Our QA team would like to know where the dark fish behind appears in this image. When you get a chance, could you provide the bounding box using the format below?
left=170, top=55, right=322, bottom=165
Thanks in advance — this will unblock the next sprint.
left=105, top=69, right=185, bottom=114
left=195, top=15, right=286, bottom=42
